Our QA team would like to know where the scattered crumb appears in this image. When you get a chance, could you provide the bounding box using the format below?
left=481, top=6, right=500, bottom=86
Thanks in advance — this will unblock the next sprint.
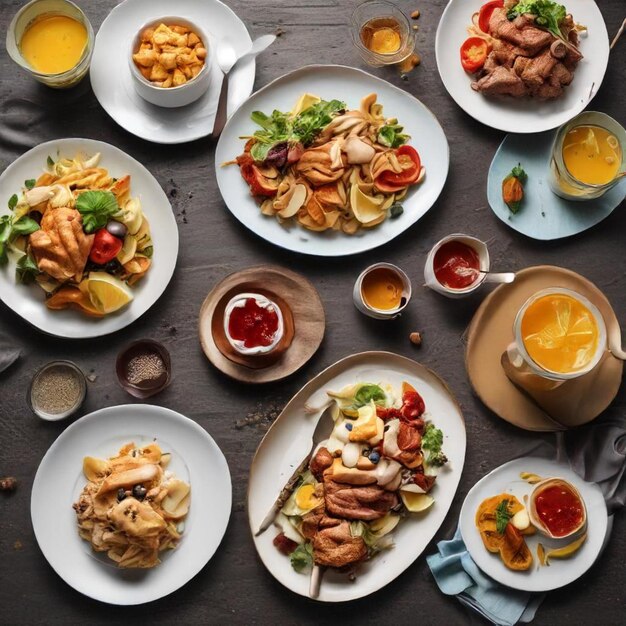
left=14, top=540, right=23, bottom=550
left=275, top=26, right=285, bottom=37
left=409, top=331, right=422, bottom=346
left=86, top=373, right=97, bottom=383
left=401, top=74, right=408, bottom=81
left=398, top=53, right=421, bottom=74
left=0, top=476, right=17, bottom=491
left=411, top=10, right=420, bottom=19
left=235, top=404, right=283, bottom=430
left=413, top=25, right=419, bottom=31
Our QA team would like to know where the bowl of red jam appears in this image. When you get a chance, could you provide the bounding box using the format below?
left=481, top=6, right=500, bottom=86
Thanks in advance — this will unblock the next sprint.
left=529, top=477, right=587, bottom=539
left=223, top=293, right=284, bottom=356
left=424, top=234, right=489, bottom=298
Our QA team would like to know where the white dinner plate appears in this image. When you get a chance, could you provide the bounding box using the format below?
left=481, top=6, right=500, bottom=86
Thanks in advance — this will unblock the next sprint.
left=0, top=138, right=178, bottom=338
left=435, top=0, right=609, bottom=133
left=248, top=351, right=466, bottom=602
left=460, top=456, right=608, bottom=592
left=31, top=404, right=232, bottom=605
left=215, top=65, right=449, bottom=257
left=90, top=0, right=255, bottom=144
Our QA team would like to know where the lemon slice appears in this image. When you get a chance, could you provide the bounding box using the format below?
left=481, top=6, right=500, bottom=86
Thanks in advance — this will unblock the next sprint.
left=82, top=272, right=134, bottom=314
left=291, top=93, right=320, bottom=116
left=401, top=491, right=434, bottom=513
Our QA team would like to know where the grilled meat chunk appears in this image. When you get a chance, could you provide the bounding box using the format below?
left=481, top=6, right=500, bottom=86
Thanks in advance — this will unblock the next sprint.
left=489, top=8, right=552, bottom=55
left=472, top=66, right=528, bottom=97
left=324, top=479, right=398, bottom=521
left=312, top=520, right=367, bottom=568
left=310, top=447, right=334, bottom=482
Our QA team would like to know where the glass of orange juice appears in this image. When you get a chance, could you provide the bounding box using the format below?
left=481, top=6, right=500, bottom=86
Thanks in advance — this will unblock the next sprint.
left=505, top=288, right=607, bottom=384
left=6, top=0, right=94, bottom=88
left=549, top=111, right=625, bottom=201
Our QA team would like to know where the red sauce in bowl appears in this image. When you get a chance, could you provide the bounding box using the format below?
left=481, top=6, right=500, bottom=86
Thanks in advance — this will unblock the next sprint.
left=535, top=484, right=584, bottom=537
left=227, top=297, right=280, bottom=349
left=433, top=240, right=480, bottom=290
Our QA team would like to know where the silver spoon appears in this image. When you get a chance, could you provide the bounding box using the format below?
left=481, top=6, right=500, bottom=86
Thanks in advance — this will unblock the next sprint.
left=212, top=34, right=276, bottom=136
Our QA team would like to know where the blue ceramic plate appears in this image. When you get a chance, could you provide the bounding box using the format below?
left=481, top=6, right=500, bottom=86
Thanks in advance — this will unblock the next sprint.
left=487, top=131, right=625, bottom=240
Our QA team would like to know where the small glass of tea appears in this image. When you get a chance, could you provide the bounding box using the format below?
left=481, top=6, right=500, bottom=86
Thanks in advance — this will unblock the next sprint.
left=549, top=111, right=625, bottom=201
left=351, top=1, right=416, bottom=67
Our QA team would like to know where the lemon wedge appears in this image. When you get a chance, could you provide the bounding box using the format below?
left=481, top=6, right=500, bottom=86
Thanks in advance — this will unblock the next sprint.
left=401, top=491, right=434, bottom=513
left=82, top=272, right=134, bottom=314
left=116, top=234, right=137, bottom=265
left=350, top=184, right=385, bottom=224
left=291, top=93, right=320, bottom=116
left=544, top=532, right=587, bottom=564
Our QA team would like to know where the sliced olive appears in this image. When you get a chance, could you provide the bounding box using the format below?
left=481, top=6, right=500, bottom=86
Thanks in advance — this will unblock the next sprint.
left=132, top=484, right=147, bottom=500
left=117, top=488, right=126, bottom=502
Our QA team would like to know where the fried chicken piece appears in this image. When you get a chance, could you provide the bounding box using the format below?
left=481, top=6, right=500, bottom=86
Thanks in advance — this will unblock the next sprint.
left=324, top=478, right=398, bottom=521
left=29, top=207, right=93, bottom=282
left=312, top=520, right=367, bottom=568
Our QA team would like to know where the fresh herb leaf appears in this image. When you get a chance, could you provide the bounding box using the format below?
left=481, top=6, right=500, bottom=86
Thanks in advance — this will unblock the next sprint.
left=290, top=542, right=314, bottom=572
left=142, top=245, right=153, bottom=258
left=8, top=194, right=18, bottom=211
left=511, top=164, right=528, bottom=183
left=0, top=215, right=12, bottom=243
left=422, top=423, right=444, bottom=454
left=378, top=121, right=410, bottom=148
left=495, top=499, right=513, bottom=534
left=292, top=99, right=345, bottom=146
left=46, top=155, right=55, bottom=169
left=15, top=253, right=40, bottom=284
left=75, top=190, right=119, bottom=233
left=354, top=384, right=387, bottom=408
left=507, top=0, right=567, bottom=39
left=11, top=216, right=40, bottom=236
left=24, top=179, right=36, bottom=190
left=389, top=203, right=404, bottom=218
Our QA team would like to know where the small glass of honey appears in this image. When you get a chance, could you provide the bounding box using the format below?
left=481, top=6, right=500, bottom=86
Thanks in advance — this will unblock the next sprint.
left=351, top=1, right=416, bottom=67
left=549, top=111, right=625, bottom=201
left=6, top=0, right=94, bottom=88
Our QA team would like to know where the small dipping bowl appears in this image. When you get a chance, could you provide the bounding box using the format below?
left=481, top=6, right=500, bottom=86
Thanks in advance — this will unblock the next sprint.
left=424, top=233, right=490, bottom=299
left=353, top=262, right=412, bottom=320
left=528, top=477, right=587, bottom=540
left=128, top=16, right=211, bottom=108
left=223, top=292, right=285, bottom=356
left=29, top=360, right=87, bottom=421
left=116, top=339, right=171, bottom=399
left=6, top=0, right=95, bottom=88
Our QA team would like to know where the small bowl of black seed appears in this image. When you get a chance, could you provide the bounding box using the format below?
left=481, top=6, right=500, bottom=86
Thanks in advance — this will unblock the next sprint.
left=29, top=360, right=87, bottom=421
left=116, top=339, right=171, bottom=399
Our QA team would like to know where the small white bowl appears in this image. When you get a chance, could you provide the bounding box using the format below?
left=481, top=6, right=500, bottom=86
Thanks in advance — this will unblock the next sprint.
left=128, top=16, right=211, bottom=108
left=528, top=477, right=587, bottom=539
left=223, top=293, right=284, bottom=356
left=353, top=263, right=412, bottom=320
left=424, top=233, right=489, bottom=298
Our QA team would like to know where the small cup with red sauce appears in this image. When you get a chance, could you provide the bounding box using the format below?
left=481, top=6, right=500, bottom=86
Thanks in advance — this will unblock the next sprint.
left=529, top=477, right=587, bottom=539
left=223, top=293, right=284, bottom=356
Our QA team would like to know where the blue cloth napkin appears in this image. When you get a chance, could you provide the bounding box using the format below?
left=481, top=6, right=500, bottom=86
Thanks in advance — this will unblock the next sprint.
left=427, top=418, right=626, bottom=626
left=426, top=526, right=544, bottom=626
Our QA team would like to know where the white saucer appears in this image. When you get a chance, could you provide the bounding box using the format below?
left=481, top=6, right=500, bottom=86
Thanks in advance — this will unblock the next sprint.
left=90, top=0, right=256, bottom=144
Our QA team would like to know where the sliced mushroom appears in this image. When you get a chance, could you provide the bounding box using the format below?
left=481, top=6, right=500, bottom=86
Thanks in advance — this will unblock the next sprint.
left=83, top=456, right=112, bottom=482
left=161, top=479, right=191, bottom=519
left=343, top=137, right=376, bottom=165
left=278, top=184, right=307, bottom=218
left=329, top=140, right=344, bottom=170
left=24, top=186, right=55, bottom=207
left=96, top=463, right=161, bottom=496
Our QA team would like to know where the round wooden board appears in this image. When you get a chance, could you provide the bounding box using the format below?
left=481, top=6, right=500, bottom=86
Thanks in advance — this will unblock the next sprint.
left=465, top=265, right=623, bottom=431
left=199, top=266, right=325, bottom=383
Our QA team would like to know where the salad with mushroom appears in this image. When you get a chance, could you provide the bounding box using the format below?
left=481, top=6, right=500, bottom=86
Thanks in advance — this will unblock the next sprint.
left=224, top=93, right=425, bottom=235
left=272, top=381, right=448, bottom=574
left=73, top=441, right=190, bottom=569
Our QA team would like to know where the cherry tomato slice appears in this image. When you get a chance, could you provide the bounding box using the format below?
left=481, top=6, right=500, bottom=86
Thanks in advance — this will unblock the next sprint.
left=460, top=37, right=491, bottom=73
left=375, top=145, right=422, bottom=192
left=89, top=228, right=123, bottom=265
left=478, top=0, right=504, bottom=34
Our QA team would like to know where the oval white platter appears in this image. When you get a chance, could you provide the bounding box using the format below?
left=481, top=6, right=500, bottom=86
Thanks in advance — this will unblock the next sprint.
left=460, top=456, right=607, bottom=592
left=248, top=351, right=466, bottom=602
left=435, top=0, right=609, bottom=133
left=0, top=138, right=178, bottom=338
left=31, top=404, right=232, bottom=605
left=90, top=0, right=255, bottom=144
left=215, top=65, right=449, bottom=257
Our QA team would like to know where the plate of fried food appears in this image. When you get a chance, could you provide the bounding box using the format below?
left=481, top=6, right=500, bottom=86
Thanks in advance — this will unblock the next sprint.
left=248, top=351, right=466, bottom=601
left=31, top=404, right=232, bottom=605
left=215, top=65, right=449, bottom=256
left=0, top=138, right=178, bottom=338
left=460, top=456, right=607, bottom=592
left=435, top=0, right=609, bottom=132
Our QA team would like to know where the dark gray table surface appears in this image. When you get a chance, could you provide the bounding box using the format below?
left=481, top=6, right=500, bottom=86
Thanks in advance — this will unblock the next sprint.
left=1, top=1, right=624, bottom=624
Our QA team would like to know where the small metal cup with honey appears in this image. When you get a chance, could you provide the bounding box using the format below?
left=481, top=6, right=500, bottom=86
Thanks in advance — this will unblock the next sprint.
left=351, top=1, right=416, bottom=67
left=353, top=262, right=411, bottom=320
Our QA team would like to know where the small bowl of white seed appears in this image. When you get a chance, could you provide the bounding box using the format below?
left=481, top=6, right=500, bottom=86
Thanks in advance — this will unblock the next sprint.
left=116, top=339, right=171, bottom=399
left=29, top=360, right=87, bottom=421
